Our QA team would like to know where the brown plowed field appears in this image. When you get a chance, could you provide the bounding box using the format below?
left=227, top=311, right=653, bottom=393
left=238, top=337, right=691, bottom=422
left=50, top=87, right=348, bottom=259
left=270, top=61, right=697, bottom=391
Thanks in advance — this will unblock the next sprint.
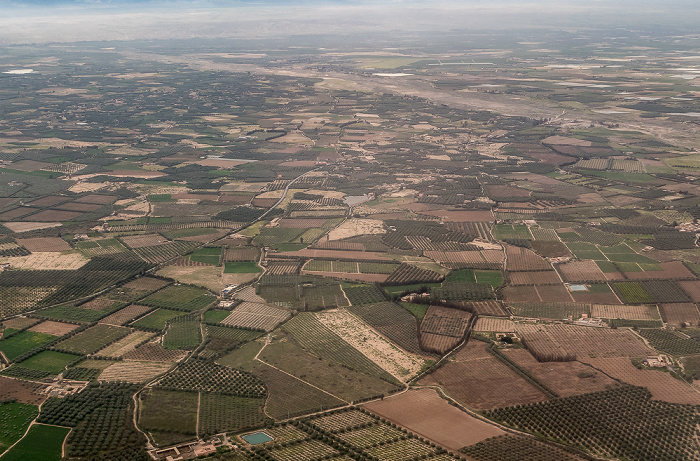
left=502, top=349, right=621, bottom=397
left=419, top=341, right=548, bottom=410
left=55, top=202, right=102, bottom=212
left=79, top=297, right=116, bottom=311
left=0, top=377, right=48, bottom=405
left=679, top=280, right=700, bottom=302
left=624, top=261, right=697, bottom=280
left=100, top=304, right=153, bottom=326
left=660, top=303, right=700, bottom=326
left=585, top=357, right=700, bottom=405
left=16, top=237, right=72, bottom=252
left=224, top=247, right=259, bottom=261
left=420, top=306, right=472, bottom=355
left=364, top=388, right=505, bottom=450
left=508, top=271, right=561, bottom=285
left=419, top=209, right=494, bottom=222
left=24, top=210, right=82, bottom=222
left=556, top=260, right=608, bottom=282
left=505, top=246, right=551, bottom=271
left=28, top=320, right=80, bottom=336
left=571, top=291, right=621, bottom=304
left=516, top=324, right=654, bottom=360
left=75, top=194, right=117, bottom=204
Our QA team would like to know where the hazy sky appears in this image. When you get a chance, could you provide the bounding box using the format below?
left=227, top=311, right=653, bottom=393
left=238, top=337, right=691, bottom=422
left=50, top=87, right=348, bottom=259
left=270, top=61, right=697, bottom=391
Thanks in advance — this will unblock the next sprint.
left=0, top=0, right=697, bottom=45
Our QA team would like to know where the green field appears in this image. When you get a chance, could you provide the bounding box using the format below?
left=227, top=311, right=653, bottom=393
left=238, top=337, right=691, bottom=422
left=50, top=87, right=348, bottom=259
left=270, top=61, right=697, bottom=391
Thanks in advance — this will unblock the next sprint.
left=56, top=324, right=129, bottom=355
left=16, top=350, right=80, bottom=374
left=224, top=261, right=263, bottom=273
left=1, top=424, right=70, bottom=461
left=400, top=302, right=430, bottom=320
left=492, top=224, right=532, bottom=240
left=132, top=308, right=187, bottom=330
left=189, top=247, right=221, bottom=265
left=0, top=330, right=56, bottom=361
left=203, top=309, right=231, bottom=323
left=0, top=402, right=40, bottom=452
left=140, top=285, right=215, bottom=312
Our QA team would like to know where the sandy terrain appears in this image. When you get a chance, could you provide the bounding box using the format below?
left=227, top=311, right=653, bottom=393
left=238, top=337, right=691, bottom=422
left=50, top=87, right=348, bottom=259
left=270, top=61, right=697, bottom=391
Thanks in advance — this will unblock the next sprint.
left=316, top=308, right=424, bottom=381
left=364, top=388, right=505, bottom=450
left=99, top=361, right=173, bottom=383
left=156, top=265, right=225, bottom=293
left=28, top=321, right=81, bottom=336
left=0, top=252, right=88, bottom=270
left=2, top=222, right=62, bottom=233
left=327, top=218, right=385, bottom=240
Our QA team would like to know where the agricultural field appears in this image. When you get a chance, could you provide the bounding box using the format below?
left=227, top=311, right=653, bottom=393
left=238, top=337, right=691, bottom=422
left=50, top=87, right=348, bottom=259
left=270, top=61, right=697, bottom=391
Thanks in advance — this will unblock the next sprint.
left=55, top=324, right=130, bottom=355
left=316, top=309, right=426, bottom=382
left=220, top=301, right=291, bottom=332
left=140, top=284, right=216, bottom=311
left=485, top=386, right=700, bottom=461
left=516, top=323, right=653, bottom=361
left=419, top=341, right=549, bottom=410
left=0, top=424, right=70, bottom=461
left=4, top=21, right=700, bottom=460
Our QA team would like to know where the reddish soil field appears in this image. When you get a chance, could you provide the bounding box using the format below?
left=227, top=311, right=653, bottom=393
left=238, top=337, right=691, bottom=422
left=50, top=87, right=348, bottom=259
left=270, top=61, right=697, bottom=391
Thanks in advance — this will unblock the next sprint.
left=364, top=388, right=505, bottom=450
left=419, top=341, right=548, bottom=410
left=556, top=260, right=608, bottom=282
left=0, top=207, right=37, bottom=220
left=585, top=357, right=700, bottom=405
left=251, top=197, right=278, bottom=208
left=678, top=280, right=700, bottom=302
left=502, top=285, right=541, bottom=303
left=219, top=194, right=253, bottom=205
left=502, top=349, right=621, bottom=397
left=660, top=303, right=700, bottom=326
left=530, top=240, right=571, bottom=258
left=508, top=271, right=561, bottom=285
left=75, top=194, right=118, bottom=204
left=571, top=291, right=621, bottom=304
left=99, top=304, right=154, bottom=326
left=28, top=320, right=81, bottom=336
left=27, top=196, right=69, bottom=207
left=277, top=218, right=328, bottom=228
left=623, top=261, right=697, bottom=280
left=535, top=284, right=574, bottom=303
left=281, top=249, right=392, bottom=260
left=505, top=246, right=552, bottom=271
left=0, top=198, right=17, bottom=209
left=55, top=202, right=103, bottom=212
left=24, top=209, right=82, bottom=222
left=516, top=324, right=653, bottom=360
left=16, top=237, right=72, bottom=252
left=0, top=377, right=48, bottom=405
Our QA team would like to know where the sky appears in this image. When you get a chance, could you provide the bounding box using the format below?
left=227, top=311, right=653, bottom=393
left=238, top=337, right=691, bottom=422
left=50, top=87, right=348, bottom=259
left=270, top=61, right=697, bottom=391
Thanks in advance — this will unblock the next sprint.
left=0, top=1, right=697, bottom=45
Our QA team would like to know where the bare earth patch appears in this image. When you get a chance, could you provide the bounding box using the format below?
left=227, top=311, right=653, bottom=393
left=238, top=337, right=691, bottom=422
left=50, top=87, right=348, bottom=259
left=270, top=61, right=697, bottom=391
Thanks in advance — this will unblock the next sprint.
left=1, top=222, right=62, bottom=233
left=327, top=218, right=385, bottom=240
left=316, top=308, right=425, bottom=382
left=28, top=321, right=81, bottom=336
left=99, top=360, right=173, bottom=383
left=365, top=388, right=505, bottom=450
left=0, top=252, right=88, bottom=270
left=157, top=265, right=226, bottom=293
left=16, top=237, right=72, bottom=252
